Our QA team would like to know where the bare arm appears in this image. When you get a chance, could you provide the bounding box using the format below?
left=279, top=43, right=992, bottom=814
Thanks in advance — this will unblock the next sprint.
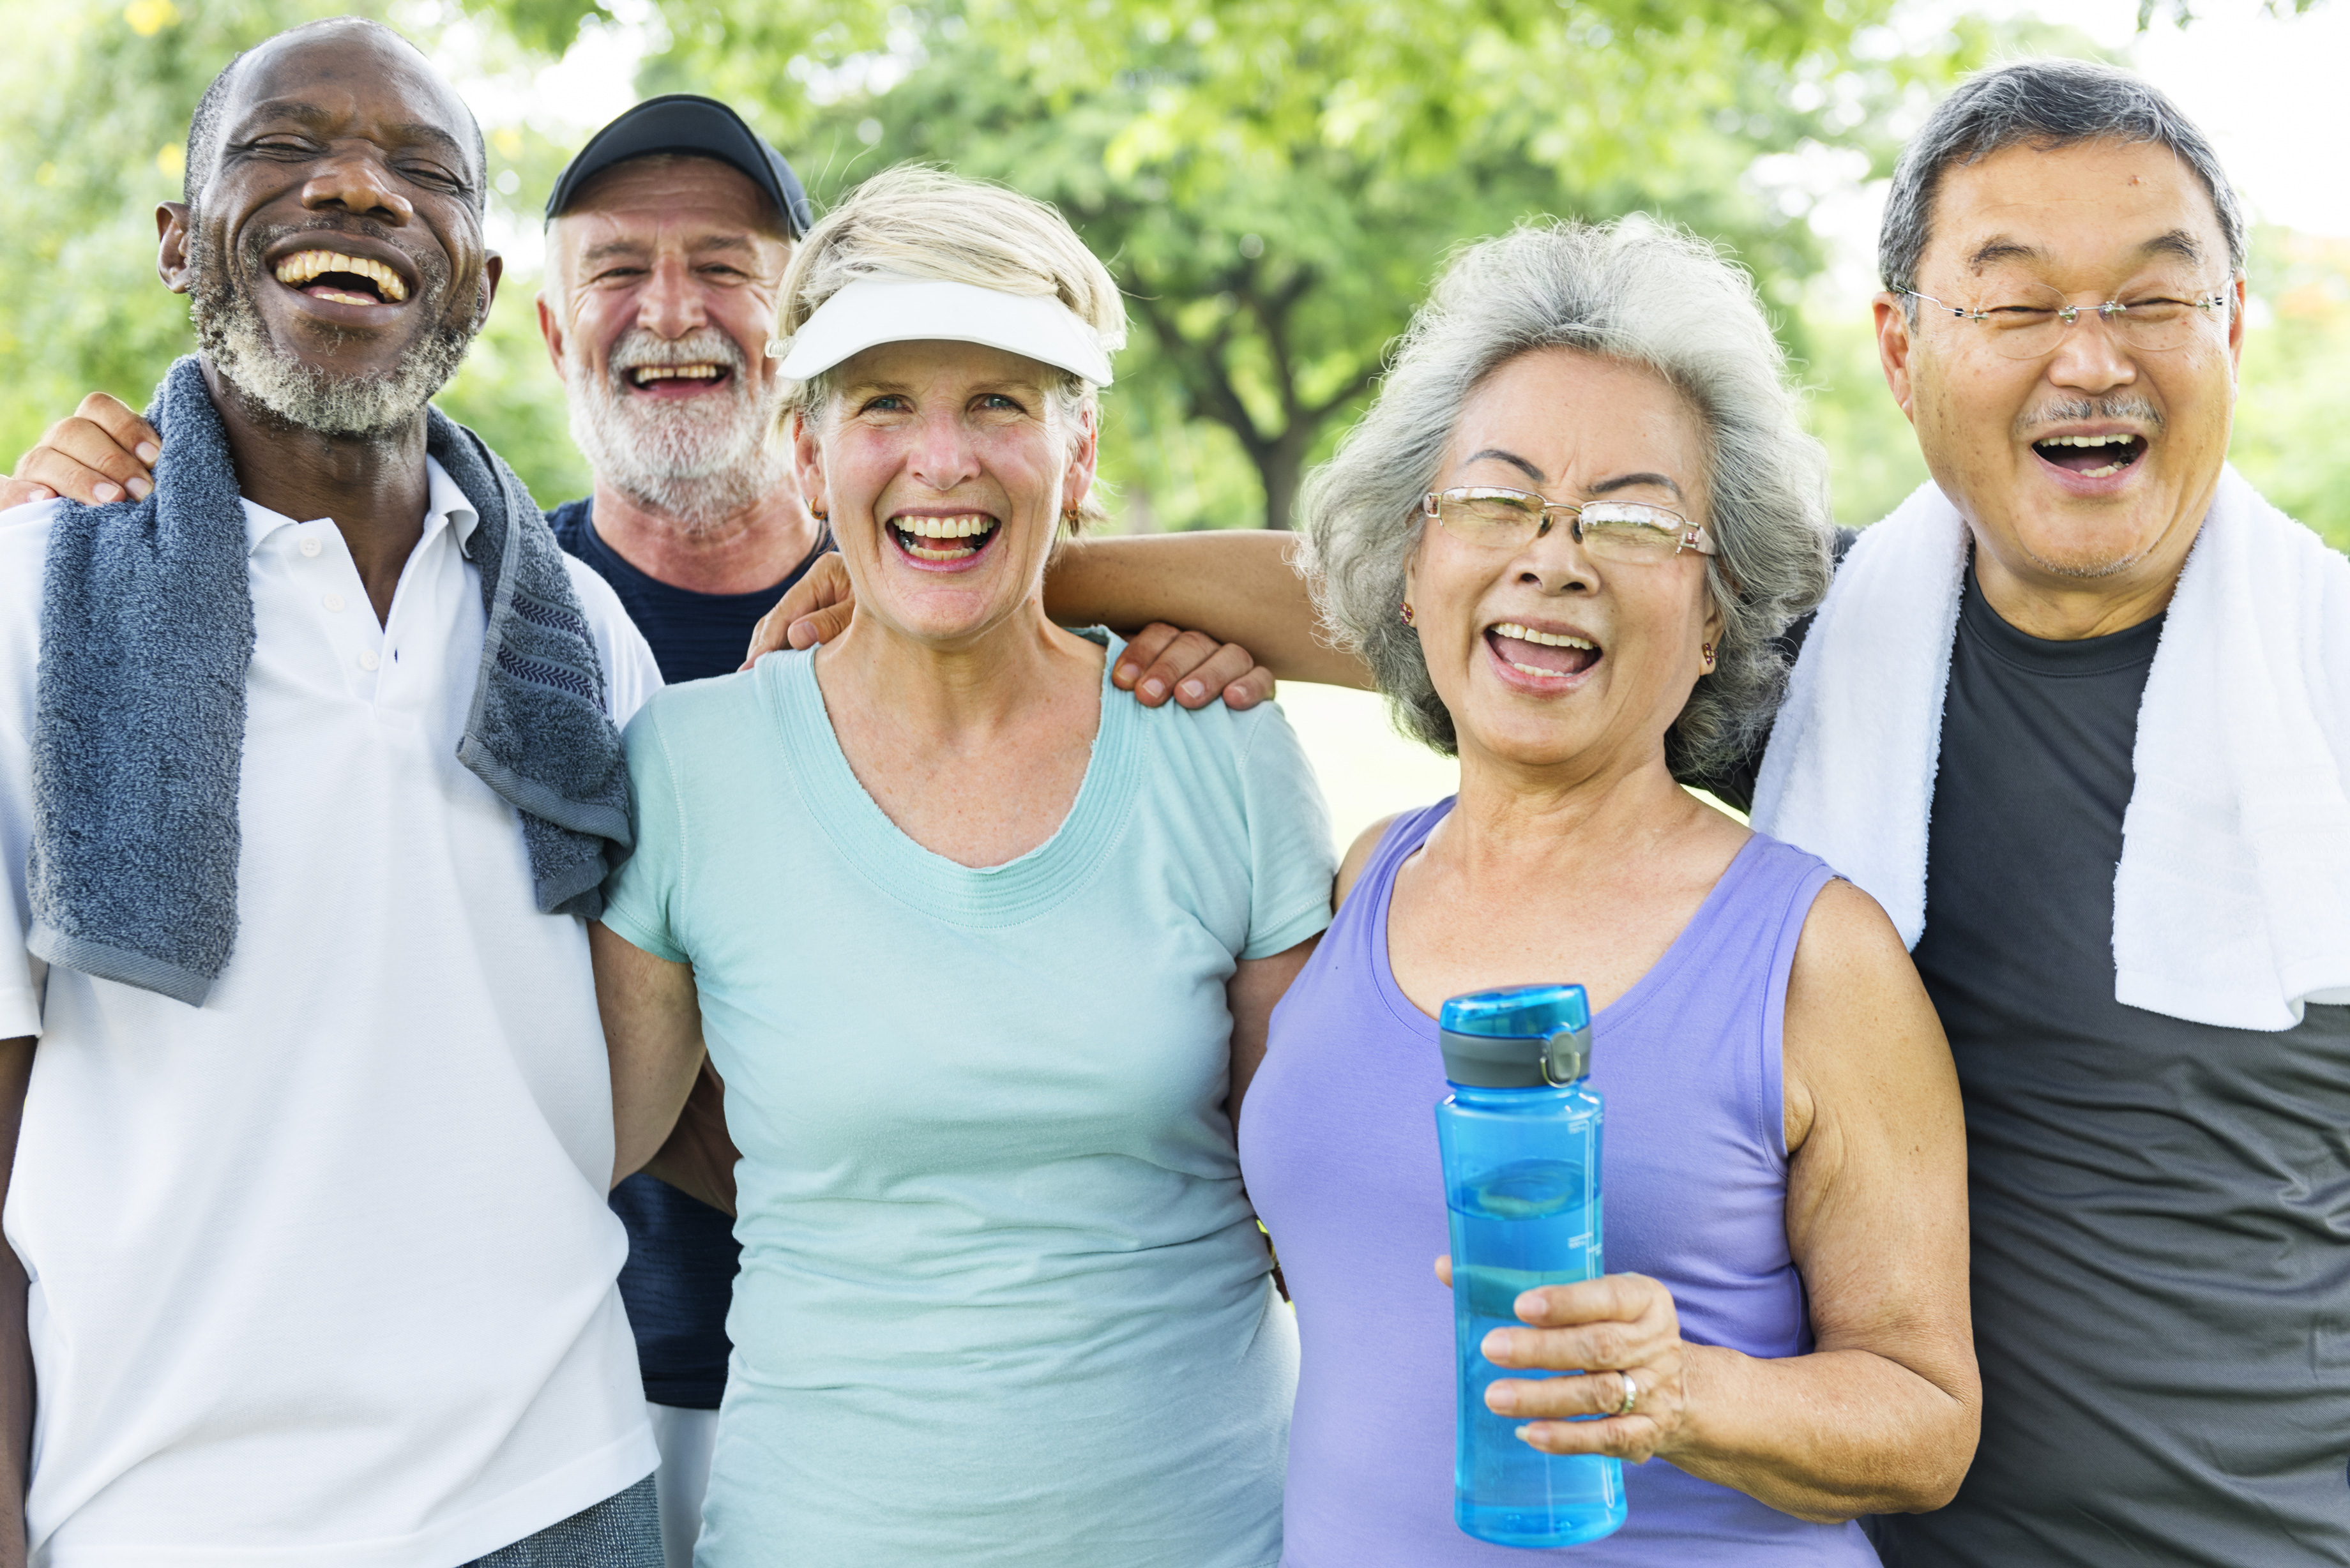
left=739, top=546, right=1307, bottom=711
left=1672, top=879, right=1975, bottom=1514
left=642, top=1058, right=740, bottom=1217
left=590, top=923, right=712, bottom=1189
left=0, top=1036, right=33, bottom=1568
left=1474, top=879, right=1977, bottom=1520
left=1045, top=532, right=1369, bottom=690
left=1225, top=935, right=1321, bottom=1131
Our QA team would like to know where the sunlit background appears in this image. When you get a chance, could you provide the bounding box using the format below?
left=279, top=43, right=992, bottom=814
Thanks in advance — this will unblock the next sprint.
left=4, top=0, right=2342, bottom=847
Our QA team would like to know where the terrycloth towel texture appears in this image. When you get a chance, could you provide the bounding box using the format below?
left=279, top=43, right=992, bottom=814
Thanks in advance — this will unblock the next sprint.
left=1752, top=468, right=2350, bottom=1031
left=29, top=355, right=631, bottom=1009
left=460, top=1475, right=661, bottom=1568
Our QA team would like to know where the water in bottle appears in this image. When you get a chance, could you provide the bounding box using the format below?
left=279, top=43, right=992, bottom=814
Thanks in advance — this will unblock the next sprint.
left=1436, top=983, right=1627, bottom=1548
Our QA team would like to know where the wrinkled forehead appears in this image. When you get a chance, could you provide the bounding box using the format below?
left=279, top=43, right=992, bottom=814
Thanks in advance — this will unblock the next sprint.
left=550, top=157, right=789, bottom=273
left=1447, top=348, right=1709, bottom=501
left=222, top=27, right=480, bottom=185
left=1925, top=139, right=2231, bottom=285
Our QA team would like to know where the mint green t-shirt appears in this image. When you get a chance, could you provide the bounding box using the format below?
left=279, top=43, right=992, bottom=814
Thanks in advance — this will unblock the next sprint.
left=599, top=635, right=1335, bottom=1568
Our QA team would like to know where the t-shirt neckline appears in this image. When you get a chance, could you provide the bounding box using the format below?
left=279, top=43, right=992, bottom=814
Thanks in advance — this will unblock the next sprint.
left=1367, top=799, right=1766, bottom=1040
left=763, top=629, right=1141, bottom=929
left=1960, top=561, right=2166, bottom=679
left=567, top=499, right=835, bottom=610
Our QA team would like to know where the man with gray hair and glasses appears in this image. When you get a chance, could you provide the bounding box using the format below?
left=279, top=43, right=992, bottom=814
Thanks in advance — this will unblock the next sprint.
left=1720, top=55, right=2350, bottom=1566
left=20, top=52, right=2348, bottom=1565
left=730, top=55, right=2350, bottom=1565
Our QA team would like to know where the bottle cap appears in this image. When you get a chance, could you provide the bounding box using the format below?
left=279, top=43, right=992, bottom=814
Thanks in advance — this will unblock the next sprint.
left=1438, top=983, right=1592, bottom=1089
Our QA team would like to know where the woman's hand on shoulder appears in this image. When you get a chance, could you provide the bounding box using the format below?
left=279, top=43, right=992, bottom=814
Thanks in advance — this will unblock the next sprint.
left=1434, top=1258, right=1692, bottom=1463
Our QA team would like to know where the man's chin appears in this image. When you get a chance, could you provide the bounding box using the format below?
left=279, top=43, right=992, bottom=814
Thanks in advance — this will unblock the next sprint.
left=197, top=297, right=473, bottom=440
left=2005, top=511, right=2169, bottom=582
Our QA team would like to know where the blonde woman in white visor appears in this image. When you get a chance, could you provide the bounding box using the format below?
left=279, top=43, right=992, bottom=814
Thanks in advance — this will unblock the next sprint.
left=588, top=165, right=1335, bottom=1567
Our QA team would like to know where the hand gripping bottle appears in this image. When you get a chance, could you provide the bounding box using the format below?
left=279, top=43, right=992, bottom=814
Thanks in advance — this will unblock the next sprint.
left=1435, top=983, right=1627, bottom=1548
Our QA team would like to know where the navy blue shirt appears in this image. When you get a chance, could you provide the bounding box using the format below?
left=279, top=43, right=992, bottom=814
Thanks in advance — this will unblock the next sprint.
left=551, top=496, right=832, bottom=1408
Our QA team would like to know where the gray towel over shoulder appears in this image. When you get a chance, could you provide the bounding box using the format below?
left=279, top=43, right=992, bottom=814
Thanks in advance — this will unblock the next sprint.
left=27, top=355, right=632, bottom=1008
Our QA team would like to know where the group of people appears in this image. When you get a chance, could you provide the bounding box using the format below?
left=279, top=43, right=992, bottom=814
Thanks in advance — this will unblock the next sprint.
left=0, top=16, right=2344, bottom=1568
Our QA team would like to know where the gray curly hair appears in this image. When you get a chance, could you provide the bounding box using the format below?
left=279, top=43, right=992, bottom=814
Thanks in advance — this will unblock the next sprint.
left=1300, top=217, right=1834, bottom=781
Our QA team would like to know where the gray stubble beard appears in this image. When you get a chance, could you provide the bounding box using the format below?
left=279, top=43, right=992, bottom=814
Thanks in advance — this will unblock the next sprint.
left=186, top=221, right=474, bottom=439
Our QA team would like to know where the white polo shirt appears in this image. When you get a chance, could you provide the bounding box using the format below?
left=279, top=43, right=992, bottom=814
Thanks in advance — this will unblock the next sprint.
left=0, top=460, right=663, bottom=1567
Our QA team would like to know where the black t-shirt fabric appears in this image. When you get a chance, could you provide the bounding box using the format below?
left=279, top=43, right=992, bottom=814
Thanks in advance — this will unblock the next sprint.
left=1851, top=569, right=2350, bottom=1567
left=552, top=496, right=833, bottom=1410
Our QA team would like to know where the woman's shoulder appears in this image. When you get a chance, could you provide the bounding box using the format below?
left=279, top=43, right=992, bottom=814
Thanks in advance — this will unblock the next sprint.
left=1120, top=672, right=1312, bottom=787
left=624, top=656, right=789, bottom=751
left=1717, top=826, right=1843, bottom=900
left=1778, top=868, right=1922, bottom=1043
left=1334, top=799, right=1453, bottom=908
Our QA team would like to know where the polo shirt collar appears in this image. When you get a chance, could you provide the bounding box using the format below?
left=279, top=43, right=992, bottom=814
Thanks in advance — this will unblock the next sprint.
left=238, top=456, right=481, bottom=557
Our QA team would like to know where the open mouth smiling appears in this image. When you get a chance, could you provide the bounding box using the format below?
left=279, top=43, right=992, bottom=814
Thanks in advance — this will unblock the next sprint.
left=888, top=513, right=1001, bottom=567
left=624, top=362, right=732, bottom=396
left=1487, top=621, right=1602, bottom=684
left=2031, top=432, right=2146, bottom=480
left=271, top=247, right=411, bottom=307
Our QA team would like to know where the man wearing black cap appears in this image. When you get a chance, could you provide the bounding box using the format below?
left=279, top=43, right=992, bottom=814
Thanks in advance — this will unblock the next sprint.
left=534, top=95, right=827, bottom=1568
left=537, top=96, right=828, bottom=676
left=0, top=95, right=1270, bottom=1564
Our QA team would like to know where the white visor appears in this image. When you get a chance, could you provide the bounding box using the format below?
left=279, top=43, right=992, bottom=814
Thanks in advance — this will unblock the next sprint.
left=768, top=275, right=1116, bottom=386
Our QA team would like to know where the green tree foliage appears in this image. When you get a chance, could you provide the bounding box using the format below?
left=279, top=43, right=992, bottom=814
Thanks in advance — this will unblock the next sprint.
left=0, top=0, right=368, bottom=467
left=0, top=0, right=590, bottom=504
left=2139, top=0, right=2328, bottom=29
left=2234, top=229, right=2350, bottom=550
left=602, top=0, right=1975, bottom=527
left=5, top=0, right=2332, bottom=550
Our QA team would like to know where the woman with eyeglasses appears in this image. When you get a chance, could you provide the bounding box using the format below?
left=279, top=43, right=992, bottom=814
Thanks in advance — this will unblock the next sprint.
left=740, top=216, right=1980, bottom=1561
left=1247, top=219, right=1978, bottom=1564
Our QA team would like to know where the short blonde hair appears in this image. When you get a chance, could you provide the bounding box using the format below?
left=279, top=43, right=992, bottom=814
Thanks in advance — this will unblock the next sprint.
left=776, top=167, right=1125, bottom=528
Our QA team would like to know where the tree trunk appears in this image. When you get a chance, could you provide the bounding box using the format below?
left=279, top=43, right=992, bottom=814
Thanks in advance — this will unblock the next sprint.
left=1254, top=426, right=1315, bottom=532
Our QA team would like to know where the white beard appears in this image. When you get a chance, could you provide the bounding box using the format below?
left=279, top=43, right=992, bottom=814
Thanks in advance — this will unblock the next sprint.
left=565, top=327, right=791, bottom=533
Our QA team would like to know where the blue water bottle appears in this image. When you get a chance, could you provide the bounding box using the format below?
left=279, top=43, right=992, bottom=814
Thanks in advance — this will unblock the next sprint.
left=1435, top=983, right=1627, bottom=1548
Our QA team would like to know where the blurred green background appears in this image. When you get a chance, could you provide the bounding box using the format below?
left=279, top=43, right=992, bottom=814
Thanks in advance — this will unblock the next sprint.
left=1, top=0, right=2344, bottom=551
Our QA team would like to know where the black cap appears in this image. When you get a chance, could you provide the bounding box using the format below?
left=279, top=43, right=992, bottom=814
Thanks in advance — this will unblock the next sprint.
left=544, top=94, right=814, bottom=238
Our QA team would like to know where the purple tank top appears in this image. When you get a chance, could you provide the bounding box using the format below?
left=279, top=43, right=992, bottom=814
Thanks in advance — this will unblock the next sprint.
left=1240, top=801, right=1876, bottom=1566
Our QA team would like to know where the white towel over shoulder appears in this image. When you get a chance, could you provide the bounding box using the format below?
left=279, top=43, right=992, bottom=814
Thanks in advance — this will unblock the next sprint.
left=1752, top=467, right=2350, bottom=1032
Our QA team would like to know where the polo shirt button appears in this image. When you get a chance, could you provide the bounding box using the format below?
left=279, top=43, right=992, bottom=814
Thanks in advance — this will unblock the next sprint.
left=299, top=537, right=322, bottom=557
left=359, top=650, right=381, bottom=672
left=322, top=592, right=345, bottom=612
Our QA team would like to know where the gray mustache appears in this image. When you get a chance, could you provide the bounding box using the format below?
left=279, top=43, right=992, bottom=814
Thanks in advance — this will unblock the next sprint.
left=609, top=329, right=748, bottom=377
left=2015, top=395, right=2164, bottom=439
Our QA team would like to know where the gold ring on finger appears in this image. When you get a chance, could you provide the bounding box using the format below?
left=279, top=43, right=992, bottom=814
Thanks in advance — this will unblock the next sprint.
left=1616, top=1371, right=1638, bottom=1417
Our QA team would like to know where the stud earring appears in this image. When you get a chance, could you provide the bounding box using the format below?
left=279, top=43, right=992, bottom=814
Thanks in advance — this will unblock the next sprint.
left=1400, top=602, right=1416, bottom=626
left=1701, top=641, right=1715, bottom=671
